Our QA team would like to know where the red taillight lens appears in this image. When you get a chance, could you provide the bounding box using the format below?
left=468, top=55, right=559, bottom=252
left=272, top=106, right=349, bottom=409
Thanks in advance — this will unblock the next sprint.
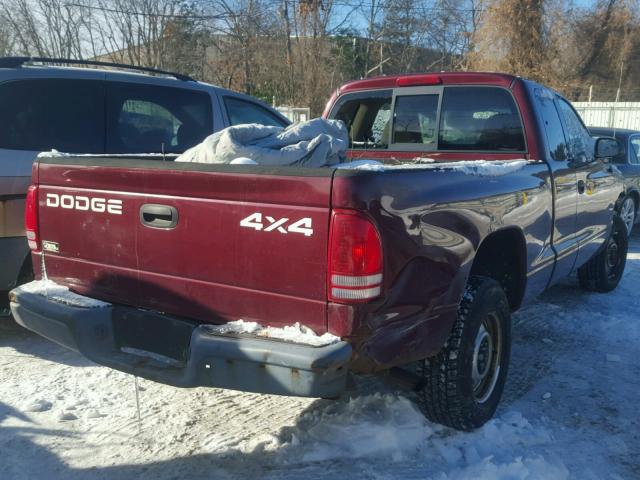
left=25, top=185, right=40, bottom=252
left=328, top=210, right=383, bottom=303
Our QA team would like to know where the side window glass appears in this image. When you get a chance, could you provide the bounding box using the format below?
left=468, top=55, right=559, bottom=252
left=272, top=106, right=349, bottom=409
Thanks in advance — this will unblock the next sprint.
left=438, top=87, right=525, bottom=151
left=224, top=97, right=288, bottom=128
left=106, top=83, right=212, bottom=154
left=534, top=87, right=567, bottom=161
left=556, top=99, right=594, bottom=160
left=329, top=90, right=392, bottom=149
left=392, top=95, right=439, bottom=145
left=630, top=137, right=640, bottom=165
left=0, top=79, right=104, bottom=153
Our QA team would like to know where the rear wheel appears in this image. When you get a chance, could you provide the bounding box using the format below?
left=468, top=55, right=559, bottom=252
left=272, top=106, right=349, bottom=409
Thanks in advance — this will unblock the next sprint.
left=413, top=276, right=511, bottom=431
left=578, top=215, right=628, bottom=293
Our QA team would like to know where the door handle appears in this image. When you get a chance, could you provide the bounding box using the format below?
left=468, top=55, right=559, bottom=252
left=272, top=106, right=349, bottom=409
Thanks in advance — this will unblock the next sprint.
left=577, top=180, right=585, bottom=194
left=140, top=204, right=178, bottom=229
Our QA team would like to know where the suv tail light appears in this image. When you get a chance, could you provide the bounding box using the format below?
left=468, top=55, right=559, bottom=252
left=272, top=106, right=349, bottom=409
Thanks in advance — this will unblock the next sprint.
left=328, top=209, right=383, bottom=303
left=25, top=185, right=40, bottom=252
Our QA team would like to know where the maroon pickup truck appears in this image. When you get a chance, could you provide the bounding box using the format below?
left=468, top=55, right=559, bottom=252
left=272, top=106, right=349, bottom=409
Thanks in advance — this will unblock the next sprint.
left=10, top=73, right=628, bottom=431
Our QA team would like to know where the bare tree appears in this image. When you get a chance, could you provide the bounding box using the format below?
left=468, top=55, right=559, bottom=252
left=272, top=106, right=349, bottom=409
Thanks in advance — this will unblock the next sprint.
left=1, top=0, right=85, bottom=57
left=0, top=10, right=16, bottom=56
left=467, top=0, right=547, bottom=81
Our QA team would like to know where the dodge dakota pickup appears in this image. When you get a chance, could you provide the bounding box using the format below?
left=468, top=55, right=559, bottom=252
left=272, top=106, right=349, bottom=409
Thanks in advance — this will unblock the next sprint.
left=10, top=72, right=628, bottom=431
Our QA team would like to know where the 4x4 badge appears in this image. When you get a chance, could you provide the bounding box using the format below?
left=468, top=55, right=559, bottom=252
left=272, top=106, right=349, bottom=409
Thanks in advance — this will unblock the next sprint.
left=239, top=213, right=313, bottom=236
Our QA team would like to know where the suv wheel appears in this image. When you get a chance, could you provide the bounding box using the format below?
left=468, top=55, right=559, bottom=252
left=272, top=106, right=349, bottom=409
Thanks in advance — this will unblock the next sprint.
left=413, top=276, right=511, bottom=431
left=618, top=195, right=636, bottom=237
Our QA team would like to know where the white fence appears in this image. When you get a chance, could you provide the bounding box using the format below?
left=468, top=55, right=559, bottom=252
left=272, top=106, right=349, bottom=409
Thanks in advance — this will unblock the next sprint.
left=573, top=102, right=640, bottom=130
left=276, top=106, right=311, bottom=123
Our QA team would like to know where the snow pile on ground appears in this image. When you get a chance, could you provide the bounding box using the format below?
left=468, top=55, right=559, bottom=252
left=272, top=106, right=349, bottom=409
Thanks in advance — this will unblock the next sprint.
left=15, top=279, right=110, bottom=308
left=204, top=319, right=341, bottom=346
left=336, top=159, right=529, bottom=176
left=256, top=394, right=568, bottom=479
left=278, top=394, right=432, bottom=462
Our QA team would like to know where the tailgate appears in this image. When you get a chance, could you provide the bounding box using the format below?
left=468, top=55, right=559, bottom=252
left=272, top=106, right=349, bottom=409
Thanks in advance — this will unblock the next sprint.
left=35, top=158, right=333, bottom=332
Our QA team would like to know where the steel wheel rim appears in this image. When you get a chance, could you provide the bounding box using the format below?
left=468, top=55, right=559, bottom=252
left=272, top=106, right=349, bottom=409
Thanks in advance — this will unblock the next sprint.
left=620, top=198, right=635, bottom=236
left=472, top=313, right=502, bottom=403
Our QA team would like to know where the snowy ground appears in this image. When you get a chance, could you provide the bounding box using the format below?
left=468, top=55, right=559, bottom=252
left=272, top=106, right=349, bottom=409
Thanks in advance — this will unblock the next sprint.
left=1, top=234, right=639, bottom=480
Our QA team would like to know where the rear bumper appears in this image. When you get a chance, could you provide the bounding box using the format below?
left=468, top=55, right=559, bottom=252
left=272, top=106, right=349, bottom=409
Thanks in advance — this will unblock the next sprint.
left=9, top=287, right=352, bottom=398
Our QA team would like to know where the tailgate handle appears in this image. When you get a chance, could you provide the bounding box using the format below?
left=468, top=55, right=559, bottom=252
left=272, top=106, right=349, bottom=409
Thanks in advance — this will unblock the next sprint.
left=140, top=204, right=178, bottom=229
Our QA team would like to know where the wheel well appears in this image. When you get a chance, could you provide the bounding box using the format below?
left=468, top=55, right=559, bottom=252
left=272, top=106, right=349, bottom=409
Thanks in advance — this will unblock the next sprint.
left=469, top=228, right=527, bottom=311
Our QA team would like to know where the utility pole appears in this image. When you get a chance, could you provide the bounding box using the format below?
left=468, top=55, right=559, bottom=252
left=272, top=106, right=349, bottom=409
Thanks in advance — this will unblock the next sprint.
left=613, top=61, right=624, bottom=135
left=282, top=0, right=294, bottom=102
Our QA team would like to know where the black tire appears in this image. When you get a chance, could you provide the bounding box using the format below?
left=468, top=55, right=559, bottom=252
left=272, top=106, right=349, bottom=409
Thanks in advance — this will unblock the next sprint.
left=414, top=276, right=511, bottom=431
left=578, top=215, right=628, bottom=293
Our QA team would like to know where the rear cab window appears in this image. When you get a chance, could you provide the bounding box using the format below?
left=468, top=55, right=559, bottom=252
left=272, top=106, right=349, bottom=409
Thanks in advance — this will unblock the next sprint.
left=331, top=90, right=392, bottom=149
left=106, top=83, right=213, bottom=154
left=329, top=85, right=526, bottom=153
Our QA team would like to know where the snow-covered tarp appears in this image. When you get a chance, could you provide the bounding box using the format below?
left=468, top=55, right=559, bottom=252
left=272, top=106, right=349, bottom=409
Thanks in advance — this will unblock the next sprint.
left=175, top=118, right=349, bottom=168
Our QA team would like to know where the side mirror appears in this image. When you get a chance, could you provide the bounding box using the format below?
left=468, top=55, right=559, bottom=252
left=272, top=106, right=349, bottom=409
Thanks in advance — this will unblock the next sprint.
left=595, top=137, right=620, bottom=159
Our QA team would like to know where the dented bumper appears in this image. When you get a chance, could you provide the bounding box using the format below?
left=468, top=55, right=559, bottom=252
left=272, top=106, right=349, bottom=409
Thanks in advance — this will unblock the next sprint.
left=9, top=288, right=352, bottom=398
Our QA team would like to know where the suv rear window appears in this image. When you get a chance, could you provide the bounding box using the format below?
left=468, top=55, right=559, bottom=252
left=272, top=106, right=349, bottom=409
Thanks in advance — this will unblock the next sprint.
left=438, top=87, right=525, bottom=151
left=106, top=83, right=212, bottom=154
left=0, top=79, right=104, bottom=153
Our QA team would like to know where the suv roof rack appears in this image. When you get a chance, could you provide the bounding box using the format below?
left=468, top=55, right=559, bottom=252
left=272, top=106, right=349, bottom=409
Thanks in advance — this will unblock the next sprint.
left=0, top=56, right=195, bottom=82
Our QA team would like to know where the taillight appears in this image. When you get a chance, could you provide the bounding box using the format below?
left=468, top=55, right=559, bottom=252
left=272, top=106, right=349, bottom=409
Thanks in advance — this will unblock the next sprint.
left=25, top=185, right=40, bottom=252
left=328, top=209, right=383, bottom=303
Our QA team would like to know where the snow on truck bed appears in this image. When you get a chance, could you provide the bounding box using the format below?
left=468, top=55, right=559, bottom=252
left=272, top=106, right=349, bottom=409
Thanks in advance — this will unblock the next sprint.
left=2, top=239, right=639, bottom=479
left=335, top=159, right=530, bottom=176
left=39, top=148, right=530, bottom=177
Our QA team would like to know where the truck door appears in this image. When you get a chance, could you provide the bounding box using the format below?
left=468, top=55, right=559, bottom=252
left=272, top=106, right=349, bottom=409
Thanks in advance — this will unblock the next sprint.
left=555, top=98, right=618, bottom=269
left=533, top=88, right=580, bottom=283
